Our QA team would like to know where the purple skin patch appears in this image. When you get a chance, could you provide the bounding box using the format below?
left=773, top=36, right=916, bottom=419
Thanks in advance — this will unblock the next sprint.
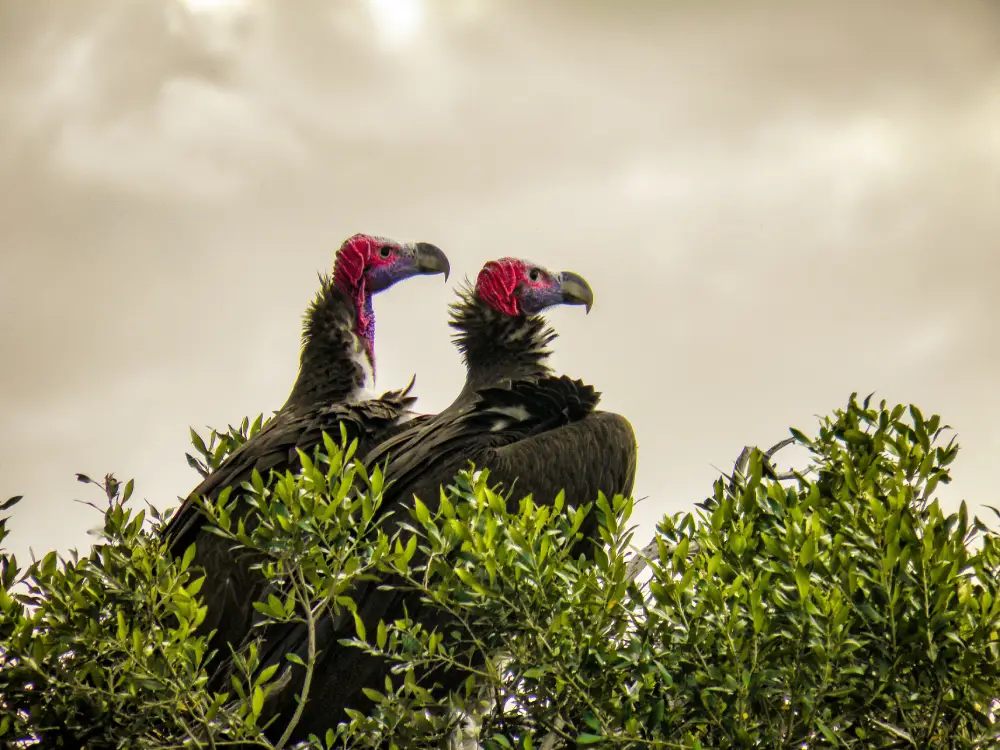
left=332, top=233, right=448, bottom=382
left=476, top=257, right=591, bottom=317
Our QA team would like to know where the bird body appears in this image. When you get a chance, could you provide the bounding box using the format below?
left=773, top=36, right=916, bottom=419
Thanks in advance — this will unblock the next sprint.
left=162, top=233, right=450, bottom=665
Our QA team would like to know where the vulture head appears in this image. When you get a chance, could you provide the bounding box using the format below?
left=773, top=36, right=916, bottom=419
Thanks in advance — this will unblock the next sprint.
left=474, top=257, right=594, bottom=317
left=447, top=257, right=593, bottom=387
left=333, top=232, right=451, bottom=296
left=326, top=232, right=450, bottom=375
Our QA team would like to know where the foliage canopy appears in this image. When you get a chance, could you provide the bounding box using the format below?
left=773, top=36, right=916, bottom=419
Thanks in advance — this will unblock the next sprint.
left=1, top=394, right=999, bottom=749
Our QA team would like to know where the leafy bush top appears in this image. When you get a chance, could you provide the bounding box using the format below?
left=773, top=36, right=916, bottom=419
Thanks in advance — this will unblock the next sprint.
left=1, top=394, right=998, bottom=749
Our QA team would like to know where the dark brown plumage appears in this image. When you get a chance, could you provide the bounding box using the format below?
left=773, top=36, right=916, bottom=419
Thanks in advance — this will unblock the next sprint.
left=161, top=233, right=449, bottom=666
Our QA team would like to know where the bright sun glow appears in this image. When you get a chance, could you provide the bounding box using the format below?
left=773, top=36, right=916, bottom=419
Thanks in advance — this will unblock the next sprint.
left=367, top=0, right=425, bottom=46
left=178, top=0, right=246, bottom=13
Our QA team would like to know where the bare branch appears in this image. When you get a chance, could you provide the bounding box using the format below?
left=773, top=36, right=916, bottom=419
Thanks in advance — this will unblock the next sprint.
left=624, top=437, right=798, bottom=583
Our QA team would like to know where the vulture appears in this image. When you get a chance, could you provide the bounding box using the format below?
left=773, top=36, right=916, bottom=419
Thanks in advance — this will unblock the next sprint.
left=162, top=232, right=450, bottom=667
left=241, top=258, right=637, bottom=745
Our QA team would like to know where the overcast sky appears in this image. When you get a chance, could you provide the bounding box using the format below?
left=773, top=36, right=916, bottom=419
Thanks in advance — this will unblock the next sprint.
left=1, top=0, right=998, bottom=562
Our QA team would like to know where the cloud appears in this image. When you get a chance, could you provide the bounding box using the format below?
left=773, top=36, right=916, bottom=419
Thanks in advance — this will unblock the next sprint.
left=1, top=0, right=999, bottom=564
left=49, top=74, right=308, bottom=200
left=0, top=2, right=306, bottom=201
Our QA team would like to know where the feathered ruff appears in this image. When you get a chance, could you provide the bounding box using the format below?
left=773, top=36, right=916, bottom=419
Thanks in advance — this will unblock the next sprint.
left=285, top=275, right=373, bottom=408
left=448, top=281, right=557, bottom=390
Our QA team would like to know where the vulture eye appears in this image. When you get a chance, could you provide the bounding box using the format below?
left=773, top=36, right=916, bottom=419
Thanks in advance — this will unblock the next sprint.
left=527, top=268, right=541, bottom=282
left=378, top=246, right=393, bottom=259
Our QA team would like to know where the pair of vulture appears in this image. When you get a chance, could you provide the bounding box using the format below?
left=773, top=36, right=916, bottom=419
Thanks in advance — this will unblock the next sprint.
left=162, top=233, right=637, bottom=744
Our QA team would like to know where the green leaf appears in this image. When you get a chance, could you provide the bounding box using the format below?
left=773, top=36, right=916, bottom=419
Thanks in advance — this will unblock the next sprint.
left=870, top=718, right=915, bottom=744
left=816, top=721, right=839, bottom=745
left=647, top=698, right=665, bottom=729
left=413, top=497, right=430, bottom=525
left=0, top=495, right=22, bottom=511
left=251, top=685, right=264, bottom=717
left=842, top=429, right=869, bottom=444
left=254, top=663, right=279, bottom=687
left=798, top=536, right=817, bottom=566
left=794, top=565, right=810, bottom=602
left=729, top=533, right=747, bottom=556
left=377, top=619, right=387, bottom=650
left=267, top=593, right=283, bottom=617
left=251, top=468, right=264, bottom=495
left=189, top=427, right=208, bottom=456
left=576, top=734, right=604, bottom=744
left=402, top=533, right=418, bottom=567
left=455, top=568, right=489, bottom=596
left=181, top=542, right=197, bottom=572
left=353, top=611, right=367, bottom=642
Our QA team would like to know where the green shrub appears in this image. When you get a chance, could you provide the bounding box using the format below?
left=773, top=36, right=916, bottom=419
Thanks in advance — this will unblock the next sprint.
left=1, top=394, right=998, bottom=749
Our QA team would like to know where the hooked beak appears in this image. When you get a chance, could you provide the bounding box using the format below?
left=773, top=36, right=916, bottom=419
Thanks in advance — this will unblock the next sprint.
left=412, top=242, right=451, bottom=282
left=558, top=270, right=594, bottom=314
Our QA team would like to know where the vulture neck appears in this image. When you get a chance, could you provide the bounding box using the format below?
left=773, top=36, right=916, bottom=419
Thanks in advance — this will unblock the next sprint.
left=450, top=290, right=556, bottom=399
left=282, top=275, right=374, bottom=410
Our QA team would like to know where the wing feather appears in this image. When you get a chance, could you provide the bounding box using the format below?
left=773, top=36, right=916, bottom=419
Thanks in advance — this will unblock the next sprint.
left=239, top=377, right=637, bottom=739
left=164, top=381, right=419, bottom=664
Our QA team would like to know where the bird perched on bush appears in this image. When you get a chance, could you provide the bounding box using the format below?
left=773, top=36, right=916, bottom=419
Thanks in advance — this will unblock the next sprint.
left=250, top=257, right=637, bottom=744
left=162, top=232, right=450, bottom=666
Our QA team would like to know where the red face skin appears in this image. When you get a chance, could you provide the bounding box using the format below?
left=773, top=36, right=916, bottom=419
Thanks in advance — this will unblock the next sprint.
left=332, top=233, right=406, bottom=297
left=330, top=233, right=419, bottom=380
left=475, top=258, right=561, bottom=317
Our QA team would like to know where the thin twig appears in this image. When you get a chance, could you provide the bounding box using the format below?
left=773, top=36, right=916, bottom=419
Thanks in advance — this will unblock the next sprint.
left=624, top=437, right=797, bottom=583
left=274, top=569, right=317, bottom=750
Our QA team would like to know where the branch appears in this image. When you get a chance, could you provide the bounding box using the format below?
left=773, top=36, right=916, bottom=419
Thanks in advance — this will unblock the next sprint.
left=273, top=569, right=318, bottom=750
left=624, top=437, right=797, bottom=583
left=624, top=537, right=662, bottom=583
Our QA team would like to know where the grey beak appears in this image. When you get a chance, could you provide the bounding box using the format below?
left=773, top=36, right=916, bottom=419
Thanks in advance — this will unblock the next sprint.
left=558, top=270, right=594, bottom=314
left=413, top=242, right=451, bottom=282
